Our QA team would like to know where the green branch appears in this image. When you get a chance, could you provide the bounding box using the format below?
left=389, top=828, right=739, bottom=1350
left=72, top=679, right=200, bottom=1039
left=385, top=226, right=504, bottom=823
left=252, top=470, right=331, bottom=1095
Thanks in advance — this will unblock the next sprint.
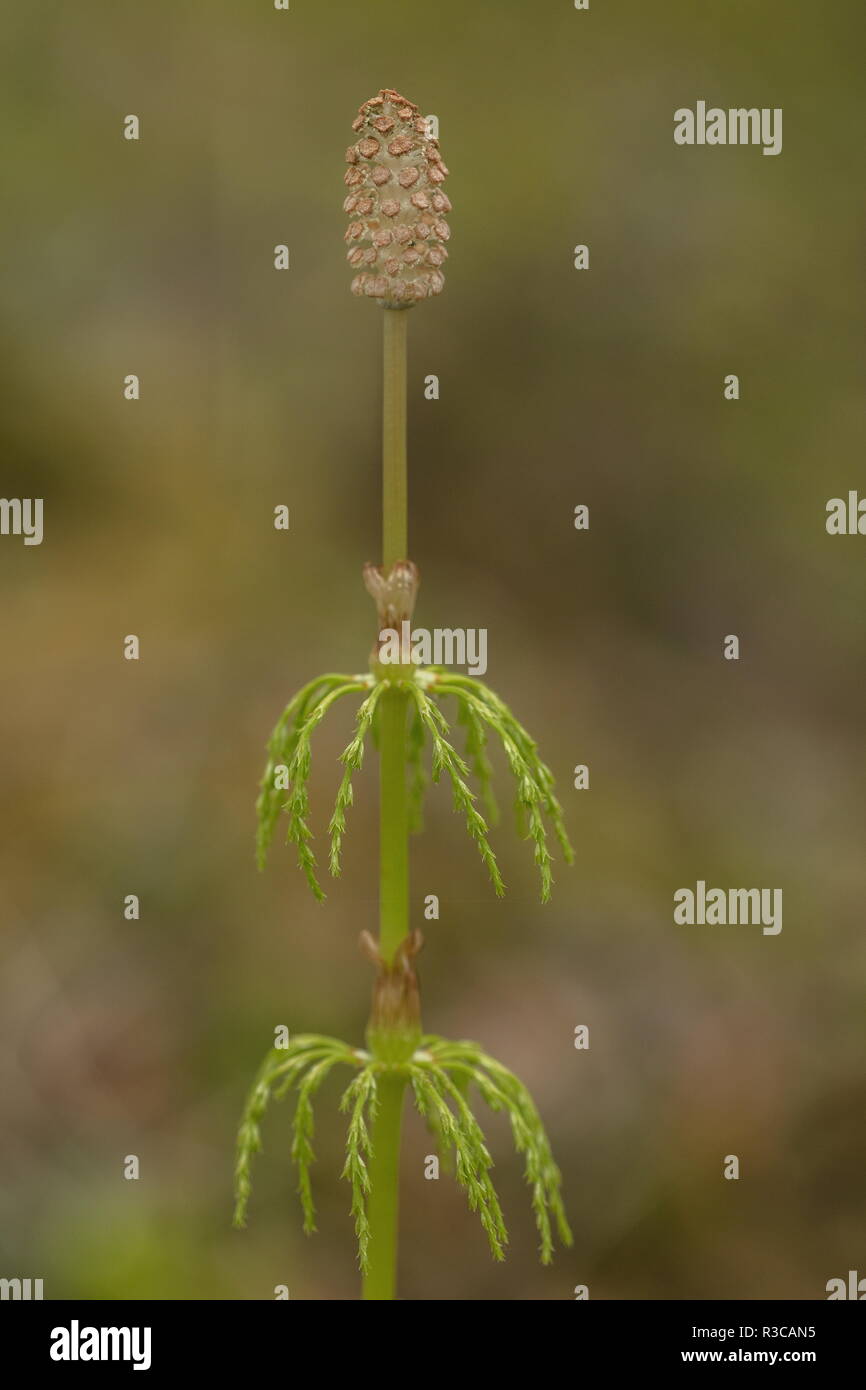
left=407, top=681, right=505, bottom=896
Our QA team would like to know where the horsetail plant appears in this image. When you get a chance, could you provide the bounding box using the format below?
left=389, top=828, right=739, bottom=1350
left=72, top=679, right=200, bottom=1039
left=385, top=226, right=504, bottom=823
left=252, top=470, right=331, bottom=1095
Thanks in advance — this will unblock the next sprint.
left=235, top=89, right=574, bottom=1300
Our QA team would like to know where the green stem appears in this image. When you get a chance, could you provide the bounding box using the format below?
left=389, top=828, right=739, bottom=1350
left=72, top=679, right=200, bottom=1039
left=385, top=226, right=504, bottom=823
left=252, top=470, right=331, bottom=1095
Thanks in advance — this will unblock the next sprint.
left=382, top=307, right=407, bottom=567
left=363, top=307, right=412, bottom=1302
left=361, top=1073, right=405, bottom=1300
left=378, top=307, right=411, bottom=972
left=378, top=686, right=409, bottom=965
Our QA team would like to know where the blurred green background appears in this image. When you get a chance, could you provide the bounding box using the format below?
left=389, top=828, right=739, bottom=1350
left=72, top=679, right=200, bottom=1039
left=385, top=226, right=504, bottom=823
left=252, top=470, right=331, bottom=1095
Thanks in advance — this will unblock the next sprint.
left=1, top=0, right=865, bottom=1300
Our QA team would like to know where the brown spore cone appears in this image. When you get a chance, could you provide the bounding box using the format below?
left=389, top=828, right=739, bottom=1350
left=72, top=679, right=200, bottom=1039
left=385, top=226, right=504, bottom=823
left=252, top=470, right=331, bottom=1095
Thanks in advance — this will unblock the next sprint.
left=344, top=89, right=451, bottom=307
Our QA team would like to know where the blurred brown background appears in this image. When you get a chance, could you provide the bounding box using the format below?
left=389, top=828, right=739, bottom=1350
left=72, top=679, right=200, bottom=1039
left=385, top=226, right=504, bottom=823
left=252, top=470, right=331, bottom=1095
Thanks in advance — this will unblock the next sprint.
left=1, top=0, right=865, bottom=1299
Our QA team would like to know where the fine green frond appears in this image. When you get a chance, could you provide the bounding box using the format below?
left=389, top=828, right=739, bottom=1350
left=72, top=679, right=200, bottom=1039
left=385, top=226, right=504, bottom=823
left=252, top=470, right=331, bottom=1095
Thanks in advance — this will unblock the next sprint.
left=283, top=682, right=369, bottom=899
left=409, top=1064, right=507, bottom=1261
left=339, top=1068, right=379, bottom=1272
left=256, top=675, right=359, bottom=870
left=427, top=1062, right=509, bottom=1251
left=407, top=684, right=505, bottom=896
left=427, top=670, right=574, bottom=900
left=233, top=1034, right=357, bottom=1230
left=416, top=1058, right=467, bottom=1176
left=271, top=1038, right=355, bottom=1099
left=234, top=1063, right=274, bottom=1230
left=256, top=679, right=368, bottom=897
left=418, top=1096, right=454, bottom=1175
left=436, top=681, right=553, bottom=901
left=477, top=1051, right=572, bottom=1257
left=406, top=700, right=427, bottom=833
left=455, top=693, right=499, bottom=826
left=439, top=672, right=575, bottom=868
left=328, top=683, right=385, bottom=877
left=422, top=1036, right=573, bottom=1263
left=291, top=1052, right=350, bottom=1234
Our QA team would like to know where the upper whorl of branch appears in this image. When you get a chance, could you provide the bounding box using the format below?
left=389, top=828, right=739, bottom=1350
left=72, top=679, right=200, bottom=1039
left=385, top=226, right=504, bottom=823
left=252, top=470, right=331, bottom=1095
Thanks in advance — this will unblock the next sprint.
left=344, top=89, right=451, bottom=307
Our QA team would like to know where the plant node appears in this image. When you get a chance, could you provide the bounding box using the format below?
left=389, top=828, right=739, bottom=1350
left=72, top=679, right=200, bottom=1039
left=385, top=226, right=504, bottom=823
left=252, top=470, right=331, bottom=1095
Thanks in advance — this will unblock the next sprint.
left=361, top=927, right=423, bottom=1062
